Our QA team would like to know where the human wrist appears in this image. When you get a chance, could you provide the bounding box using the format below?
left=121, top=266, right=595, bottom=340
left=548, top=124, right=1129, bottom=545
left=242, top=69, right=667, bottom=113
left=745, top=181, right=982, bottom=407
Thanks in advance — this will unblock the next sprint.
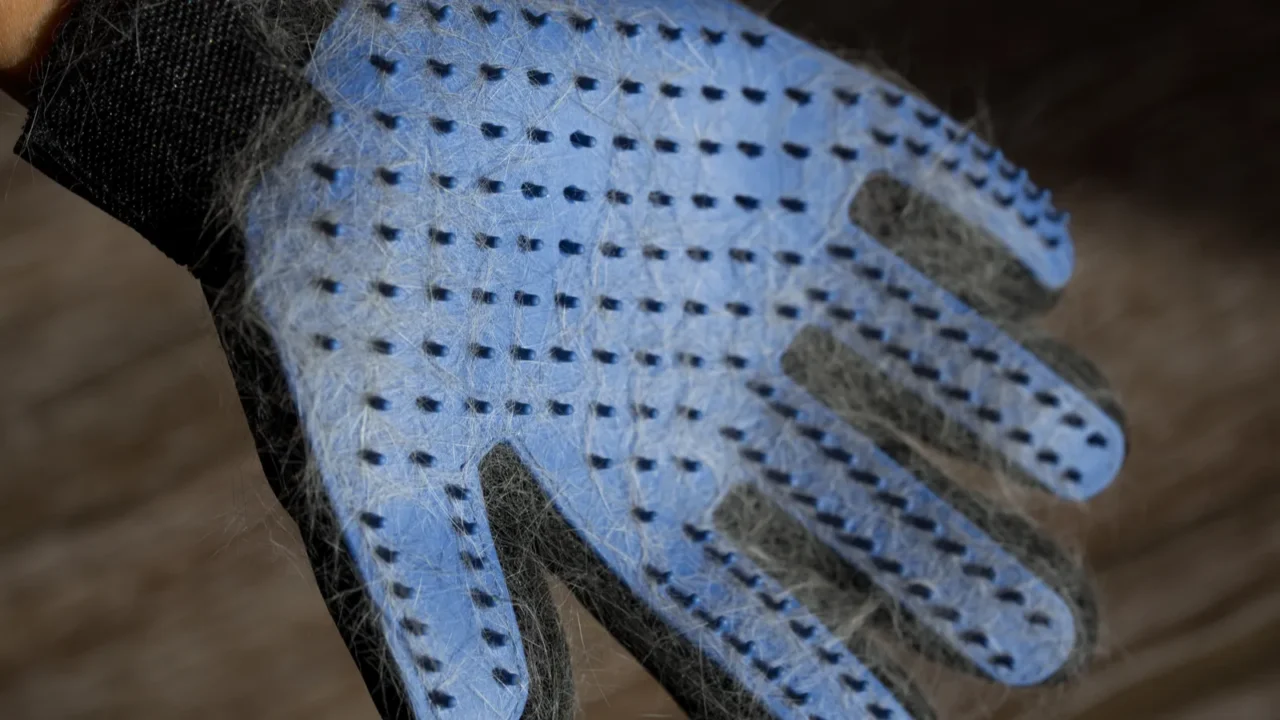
left=1, top=0, right=76, bottom=103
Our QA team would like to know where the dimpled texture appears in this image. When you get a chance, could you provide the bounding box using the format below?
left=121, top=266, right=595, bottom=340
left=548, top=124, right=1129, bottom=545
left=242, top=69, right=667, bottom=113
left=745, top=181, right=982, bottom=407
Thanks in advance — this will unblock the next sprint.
left=243, top=1, right=1126, bottom=718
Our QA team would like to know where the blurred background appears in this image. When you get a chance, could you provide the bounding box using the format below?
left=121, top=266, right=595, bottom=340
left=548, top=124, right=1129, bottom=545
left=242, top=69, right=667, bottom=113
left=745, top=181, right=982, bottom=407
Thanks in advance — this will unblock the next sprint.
left=2, top=1, right=1278, bottom=717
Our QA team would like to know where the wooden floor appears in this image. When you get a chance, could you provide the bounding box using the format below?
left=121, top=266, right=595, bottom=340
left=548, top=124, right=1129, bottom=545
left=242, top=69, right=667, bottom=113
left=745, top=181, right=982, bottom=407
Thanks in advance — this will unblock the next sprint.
left=2, top=75, right=1278, bottom=719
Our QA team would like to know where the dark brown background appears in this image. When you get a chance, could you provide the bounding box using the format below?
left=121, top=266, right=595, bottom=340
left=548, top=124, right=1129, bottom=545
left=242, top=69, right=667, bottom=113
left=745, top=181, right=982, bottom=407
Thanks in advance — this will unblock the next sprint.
left=2, top=2, right=1278, bottom=717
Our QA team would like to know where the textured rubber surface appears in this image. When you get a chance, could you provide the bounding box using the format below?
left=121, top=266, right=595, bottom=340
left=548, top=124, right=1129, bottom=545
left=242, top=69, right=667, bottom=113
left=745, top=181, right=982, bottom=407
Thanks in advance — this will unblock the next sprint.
left=243, top=1, right=1126, bottom=718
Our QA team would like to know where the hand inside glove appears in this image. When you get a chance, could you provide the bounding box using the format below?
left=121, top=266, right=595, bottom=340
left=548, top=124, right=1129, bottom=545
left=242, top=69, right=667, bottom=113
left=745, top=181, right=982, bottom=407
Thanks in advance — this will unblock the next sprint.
left=17, top=1, right=1129, bottom=718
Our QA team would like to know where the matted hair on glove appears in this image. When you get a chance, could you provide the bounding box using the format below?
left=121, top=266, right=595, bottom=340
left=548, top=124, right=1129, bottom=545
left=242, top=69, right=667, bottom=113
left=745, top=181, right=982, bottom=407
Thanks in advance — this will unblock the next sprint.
left=27, top=1, right=1130, bottom=718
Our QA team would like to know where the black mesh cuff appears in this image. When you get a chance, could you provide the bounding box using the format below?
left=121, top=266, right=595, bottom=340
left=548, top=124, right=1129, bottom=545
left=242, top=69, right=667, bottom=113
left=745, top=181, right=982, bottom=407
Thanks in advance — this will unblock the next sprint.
left=14, top=0, right=330, bottom=281
left=11, top=5, right=422, bottom=719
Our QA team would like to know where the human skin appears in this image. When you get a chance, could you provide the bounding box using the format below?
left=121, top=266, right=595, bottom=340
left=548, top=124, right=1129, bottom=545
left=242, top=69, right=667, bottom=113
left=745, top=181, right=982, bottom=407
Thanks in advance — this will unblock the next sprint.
left=3, top=2, right=1276, bottom=718
left=0, top=0, right=72, bottom=103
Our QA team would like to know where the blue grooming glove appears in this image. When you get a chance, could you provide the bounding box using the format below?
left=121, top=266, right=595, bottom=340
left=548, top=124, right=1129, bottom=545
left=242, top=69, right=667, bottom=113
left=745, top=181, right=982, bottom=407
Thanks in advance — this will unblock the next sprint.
left=240, top=1, right=1127, bottom=717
